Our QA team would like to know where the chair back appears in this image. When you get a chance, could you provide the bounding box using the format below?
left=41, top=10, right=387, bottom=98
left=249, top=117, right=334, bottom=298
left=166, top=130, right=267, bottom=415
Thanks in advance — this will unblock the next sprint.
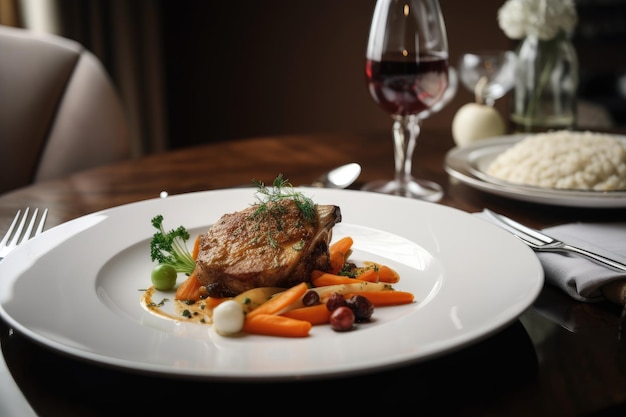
left=0, top=25, right=131, bottom=194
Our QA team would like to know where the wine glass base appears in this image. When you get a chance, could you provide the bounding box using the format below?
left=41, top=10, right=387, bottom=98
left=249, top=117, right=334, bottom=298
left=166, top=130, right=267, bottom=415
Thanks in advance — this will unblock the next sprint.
left=361, top=178, right=443, bottom=202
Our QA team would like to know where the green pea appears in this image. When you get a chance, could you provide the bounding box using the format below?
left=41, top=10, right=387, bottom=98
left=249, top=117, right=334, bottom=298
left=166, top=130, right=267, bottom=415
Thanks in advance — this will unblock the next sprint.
left=151, top=264, right=177, bottom=290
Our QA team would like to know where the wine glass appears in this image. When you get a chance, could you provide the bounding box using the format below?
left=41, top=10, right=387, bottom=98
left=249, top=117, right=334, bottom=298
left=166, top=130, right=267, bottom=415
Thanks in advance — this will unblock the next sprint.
left=458, top=51, right=516, bottom=106
left=363, top=0, right=450, bottom=201
left=422, top=65, right=458, bottom=119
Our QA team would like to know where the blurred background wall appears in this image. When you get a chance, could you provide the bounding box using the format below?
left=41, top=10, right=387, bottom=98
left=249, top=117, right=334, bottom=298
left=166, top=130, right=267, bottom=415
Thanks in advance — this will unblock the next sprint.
left=2, top=0, right=625, bottom=156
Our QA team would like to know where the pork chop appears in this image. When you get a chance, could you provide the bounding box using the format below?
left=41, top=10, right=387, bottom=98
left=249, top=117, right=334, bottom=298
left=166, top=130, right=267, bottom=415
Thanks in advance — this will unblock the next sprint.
left=195, top=199, right=341, bottom=297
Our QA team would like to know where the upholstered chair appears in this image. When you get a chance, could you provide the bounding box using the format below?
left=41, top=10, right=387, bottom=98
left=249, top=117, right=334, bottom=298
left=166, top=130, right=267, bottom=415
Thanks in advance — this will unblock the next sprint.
left=0, top=24, right=131, bottom=195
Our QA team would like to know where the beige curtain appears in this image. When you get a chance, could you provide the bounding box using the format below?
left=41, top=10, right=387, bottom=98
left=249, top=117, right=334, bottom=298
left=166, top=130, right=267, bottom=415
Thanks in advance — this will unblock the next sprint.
left=13, top=0, right=166, bottom=156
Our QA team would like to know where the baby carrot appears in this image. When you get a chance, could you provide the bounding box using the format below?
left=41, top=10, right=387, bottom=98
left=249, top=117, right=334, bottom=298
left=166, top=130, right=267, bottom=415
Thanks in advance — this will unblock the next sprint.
left=281, top=303, right=331, bottom=325
left=328, top=236, right=354, bottom=273
left=311, top=269, right=325, bottom=280
left=344, top=290, right=414, bottom=306
left=191, top=234, right=201, bottom=260
left=312, top=272, right=368, bottom=287
left=243, top=314, right=312, bottom=337
left=246, top=282, right=308, bottom=319
left=175, top=270, right=203, bottom=301
left=355, top=268, right=378, bottom=283
left=205, top=296, right=230, bottom=309
left=330, top=236, right=353, bottom=257
left=375, top=264, right=400, bottom=284
left=328, top=249, right=345, bottom=274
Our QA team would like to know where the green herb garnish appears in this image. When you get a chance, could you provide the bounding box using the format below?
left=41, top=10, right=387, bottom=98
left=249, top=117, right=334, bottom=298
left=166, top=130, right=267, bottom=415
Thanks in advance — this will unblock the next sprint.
left=149, top=214, right=196, bottom=275
left=249, top=174, right=316, bottom=248
left=252, top=174, right=315, bottom=220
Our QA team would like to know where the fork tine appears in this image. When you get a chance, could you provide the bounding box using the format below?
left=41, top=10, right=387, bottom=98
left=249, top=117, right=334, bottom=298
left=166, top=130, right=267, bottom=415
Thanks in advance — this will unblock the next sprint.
left=0, top=208, right=48, bottom=261
left=0, top=209, right=21, bottom=247
left=35, top=208, right=48, bottom=236
left=21, top=208, right=39, bottom=243
left=8, top=207, right=30, bottom=248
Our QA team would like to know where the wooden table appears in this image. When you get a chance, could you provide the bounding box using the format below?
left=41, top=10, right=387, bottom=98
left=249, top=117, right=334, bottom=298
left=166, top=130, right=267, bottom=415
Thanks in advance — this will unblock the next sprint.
left=1, top=128, right=626, bottom=416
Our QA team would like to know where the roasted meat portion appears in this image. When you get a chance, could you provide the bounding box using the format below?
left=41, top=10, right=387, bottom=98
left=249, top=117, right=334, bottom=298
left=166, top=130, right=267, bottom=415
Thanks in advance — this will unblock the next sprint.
left=195, top=199, right=341, bottom=297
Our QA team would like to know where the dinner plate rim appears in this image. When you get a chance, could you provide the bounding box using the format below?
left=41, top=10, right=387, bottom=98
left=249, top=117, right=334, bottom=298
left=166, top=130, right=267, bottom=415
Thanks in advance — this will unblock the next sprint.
left=0, top=188, right=544, bottom=381
left=444, top=133, right=626, bottom=208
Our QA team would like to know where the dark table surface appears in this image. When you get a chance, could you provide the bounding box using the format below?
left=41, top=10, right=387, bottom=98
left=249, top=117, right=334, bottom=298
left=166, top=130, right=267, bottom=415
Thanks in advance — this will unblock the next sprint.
left=1, top=128, right=625, bottom=416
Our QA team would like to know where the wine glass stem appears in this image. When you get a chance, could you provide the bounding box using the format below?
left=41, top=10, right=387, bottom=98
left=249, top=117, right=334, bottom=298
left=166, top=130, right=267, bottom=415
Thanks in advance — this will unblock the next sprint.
left=392, top=115, right=421, bottom=192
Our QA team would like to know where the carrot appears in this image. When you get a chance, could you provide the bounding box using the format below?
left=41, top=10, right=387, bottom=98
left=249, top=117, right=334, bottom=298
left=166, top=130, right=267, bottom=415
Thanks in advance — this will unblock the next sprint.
left=310, top=269, right=325, bottom=280
left=191, top=234, right=201, bottom=260
left=205, top=296, right=230, bottom=309
left=330, top=236, right=353, bottom=257
left=355, top=268, right=378, bottom=283
left=246, top=282, right=308, bottom=319
left=328, top=236, right=353, bottom=273
left=375, top=264, right=400, bottom=284
left=328, top=249, right=345, bottom=274
left=312, top=272, right=368, bottom=287
left=175, top=270, right=203, bottom=301
left=281, top=303, right=331, bottom=325
left=243, top=314, right=312, bottom=337
left=344, top=290, right=415, bottom=306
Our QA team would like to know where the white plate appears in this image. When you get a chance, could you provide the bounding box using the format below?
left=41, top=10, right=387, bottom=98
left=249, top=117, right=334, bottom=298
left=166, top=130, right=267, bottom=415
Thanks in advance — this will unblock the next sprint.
left=0, top=188, right=543, bottom=381
left=445, top=134, right=626, bottom=208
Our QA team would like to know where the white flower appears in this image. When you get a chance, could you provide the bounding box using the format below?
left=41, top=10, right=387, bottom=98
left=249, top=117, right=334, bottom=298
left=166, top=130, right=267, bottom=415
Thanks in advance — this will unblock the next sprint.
left=498, top=0, right=578, bottom=40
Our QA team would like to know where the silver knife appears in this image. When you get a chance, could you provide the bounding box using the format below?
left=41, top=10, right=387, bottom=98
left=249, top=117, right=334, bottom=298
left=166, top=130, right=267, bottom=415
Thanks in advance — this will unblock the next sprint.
left=483, top=209, right=626, bottom=273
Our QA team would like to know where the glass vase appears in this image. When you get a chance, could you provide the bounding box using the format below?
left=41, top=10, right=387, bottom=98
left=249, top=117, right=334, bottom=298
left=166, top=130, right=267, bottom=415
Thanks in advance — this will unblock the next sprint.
left=510, top=31, right=578, bottom=132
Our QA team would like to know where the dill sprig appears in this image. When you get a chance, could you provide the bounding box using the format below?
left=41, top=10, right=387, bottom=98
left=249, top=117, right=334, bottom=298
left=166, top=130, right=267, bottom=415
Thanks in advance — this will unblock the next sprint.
left=250, top=174, right=316, bottom=248
left=252, top=174, right=315, bottom=221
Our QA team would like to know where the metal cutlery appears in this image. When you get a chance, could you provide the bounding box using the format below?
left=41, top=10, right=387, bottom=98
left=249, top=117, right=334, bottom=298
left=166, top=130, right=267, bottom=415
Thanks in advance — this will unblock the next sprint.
left=0, top=207, right=47, bottom=417
left=0, top=208, right=48, bottom=261
left=309, top=162, right=361, bottom=189
left=483, top=209, right=626, bottom=273
left=235, top=163, right=362, bottom=190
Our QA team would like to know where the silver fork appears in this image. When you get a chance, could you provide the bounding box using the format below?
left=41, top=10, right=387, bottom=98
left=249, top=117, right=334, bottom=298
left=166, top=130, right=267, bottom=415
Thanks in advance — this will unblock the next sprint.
left=0, top=208, right=48, bottom=261
left=0, top=208, right=45, bottom=416
left=483, top=209, right=626, bottom=273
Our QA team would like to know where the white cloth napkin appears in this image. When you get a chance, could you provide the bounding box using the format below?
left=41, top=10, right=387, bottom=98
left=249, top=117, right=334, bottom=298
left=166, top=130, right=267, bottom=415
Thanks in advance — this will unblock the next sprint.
left=476, top=212, right=626, bottom=302
left=536, top=222, right=626, bottom=302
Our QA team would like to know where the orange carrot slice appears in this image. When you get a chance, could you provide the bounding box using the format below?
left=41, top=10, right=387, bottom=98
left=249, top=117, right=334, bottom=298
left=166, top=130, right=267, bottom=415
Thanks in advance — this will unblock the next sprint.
left=355, top=268, right=378, bottom=283
left=246, top=282, right=308, bottom=318
left=328, top=236, right=353, bottom=273
left=191, top=234, right=201, bottom=260
left=330, top=236, right=353, bottom=256
left=328, top=249, right=345, bottom=274
left=281, top=303, right=331, bottom=325
left=376, top=265, right=400, bottom=284
left=311, top=273, right=367, bottom=287
left=243, top=314, right=312, bottom=337
left=175, top=270, right=203, bottom=301
left=311, top=269, right=325, bottom=280
left=205, top=296, right=230, bottom=309
left=345, top=290, right=414, bottom=306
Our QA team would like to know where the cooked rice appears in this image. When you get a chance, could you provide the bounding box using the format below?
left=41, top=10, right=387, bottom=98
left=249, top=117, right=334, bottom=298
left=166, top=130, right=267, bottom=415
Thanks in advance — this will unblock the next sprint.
left=486, top=130, right=626, bottom=191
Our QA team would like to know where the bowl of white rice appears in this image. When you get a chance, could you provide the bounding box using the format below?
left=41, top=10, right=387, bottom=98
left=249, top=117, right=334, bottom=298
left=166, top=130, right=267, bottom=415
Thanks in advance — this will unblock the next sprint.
left=485, top=130, right=626, bottom=191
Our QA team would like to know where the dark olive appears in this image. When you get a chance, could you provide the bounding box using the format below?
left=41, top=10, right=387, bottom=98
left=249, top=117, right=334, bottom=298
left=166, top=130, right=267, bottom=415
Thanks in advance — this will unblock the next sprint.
left=302, top=290, right=320, bottom=306
left=346, top=294, right=374, bottom=322
left=329, top=306, right=355, bottom=332
left=326, top=292, right=347, bottom=311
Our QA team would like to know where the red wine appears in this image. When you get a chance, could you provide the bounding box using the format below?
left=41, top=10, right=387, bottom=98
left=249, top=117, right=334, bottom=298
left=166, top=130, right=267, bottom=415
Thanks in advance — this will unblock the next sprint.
left=365, top=55, right=449, bottom=117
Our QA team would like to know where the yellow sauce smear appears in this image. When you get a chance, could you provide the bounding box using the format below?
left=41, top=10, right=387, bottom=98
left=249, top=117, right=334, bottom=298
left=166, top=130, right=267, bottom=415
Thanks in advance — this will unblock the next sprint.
left=140, top=286, right=213, bottom=325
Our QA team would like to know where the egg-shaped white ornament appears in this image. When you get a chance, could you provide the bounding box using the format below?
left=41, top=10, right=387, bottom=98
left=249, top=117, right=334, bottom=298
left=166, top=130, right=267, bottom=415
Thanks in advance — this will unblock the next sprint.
left=452, top=103, right=506, bottom=147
